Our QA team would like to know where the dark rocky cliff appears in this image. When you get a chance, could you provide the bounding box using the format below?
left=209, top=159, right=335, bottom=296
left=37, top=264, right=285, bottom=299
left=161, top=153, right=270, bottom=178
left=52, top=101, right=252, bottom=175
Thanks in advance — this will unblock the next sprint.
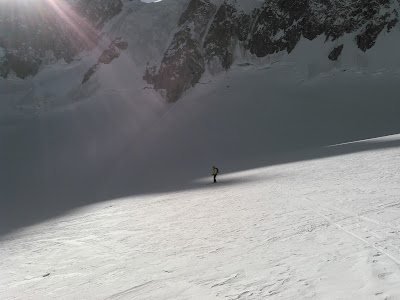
left=1, top=0, right=398, bottom=103
left=146, top=0, right=217, bottom=102
left=145, top=0, right=399, bottom=102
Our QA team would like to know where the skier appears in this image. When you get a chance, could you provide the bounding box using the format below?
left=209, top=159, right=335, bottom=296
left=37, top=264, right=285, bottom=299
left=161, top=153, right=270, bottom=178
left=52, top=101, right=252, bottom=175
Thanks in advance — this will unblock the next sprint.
left=212, top=166, right=219, bottom=183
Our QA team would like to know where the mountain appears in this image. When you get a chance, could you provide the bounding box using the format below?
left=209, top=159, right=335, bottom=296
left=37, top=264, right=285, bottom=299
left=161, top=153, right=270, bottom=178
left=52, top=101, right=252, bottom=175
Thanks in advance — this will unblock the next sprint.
left=1, top=0, right=400, bottom=109
left=146, top=0, right=399, bottom=101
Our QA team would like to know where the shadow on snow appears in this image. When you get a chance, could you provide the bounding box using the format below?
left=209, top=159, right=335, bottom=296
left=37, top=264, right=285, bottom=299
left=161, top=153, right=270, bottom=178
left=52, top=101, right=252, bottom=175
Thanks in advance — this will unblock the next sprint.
left=2, top=90, right=400, bottom=237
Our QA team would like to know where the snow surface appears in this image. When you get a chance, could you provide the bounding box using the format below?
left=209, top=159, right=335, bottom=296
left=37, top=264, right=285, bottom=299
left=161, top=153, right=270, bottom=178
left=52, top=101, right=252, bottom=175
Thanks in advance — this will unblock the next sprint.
left=2, top=58, right=400, bottom=298
left=2, top=134, right=400, bottom=299
left=2, top=0, right=400, bottom=299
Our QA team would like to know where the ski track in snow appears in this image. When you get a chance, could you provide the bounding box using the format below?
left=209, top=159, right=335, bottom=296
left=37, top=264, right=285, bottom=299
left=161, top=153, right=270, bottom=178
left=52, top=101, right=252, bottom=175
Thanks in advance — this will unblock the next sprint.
left=1, top=135, right=400, bottom=299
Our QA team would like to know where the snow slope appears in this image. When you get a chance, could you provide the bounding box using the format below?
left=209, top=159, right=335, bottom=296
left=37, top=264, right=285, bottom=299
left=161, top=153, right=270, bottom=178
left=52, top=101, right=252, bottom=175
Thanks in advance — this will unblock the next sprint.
left=2, top=1, right=400, bottom=298
left=2, top=134, right=400, bottom=299
left=2, top=30, right=400, bottom=233
left=2, top=57, right=400, bottom=298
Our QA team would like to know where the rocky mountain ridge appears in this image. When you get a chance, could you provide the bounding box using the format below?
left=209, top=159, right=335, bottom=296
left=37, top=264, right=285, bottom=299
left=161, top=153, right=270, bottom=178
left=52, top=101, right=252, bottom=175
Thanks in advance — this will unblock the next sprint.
left=1, top=0, right=399, bottom=104
left=145, top=0, right=399, bottom=102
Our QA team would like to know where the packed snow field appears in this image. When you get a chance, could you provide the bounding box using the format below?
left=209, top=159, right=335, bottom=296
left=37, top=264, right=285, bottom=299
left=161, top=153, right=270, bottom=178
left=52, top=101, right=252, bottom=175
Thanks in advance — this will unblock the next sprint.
left=2, top=41, right=400, bottom=299
left=2, top=39, right=400, bottom=300
left=2, top=1, right=400, bottom=299
left=2, top=134, right=400, bottom=299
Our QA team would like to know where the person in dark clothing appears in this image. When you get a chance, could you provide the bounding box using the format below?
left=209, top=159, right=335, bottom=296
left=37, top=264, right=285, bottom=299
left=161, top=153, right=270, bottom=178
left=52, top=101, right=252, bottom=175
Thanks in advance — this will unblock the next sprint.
left=212, top=166, right=219, bottom=183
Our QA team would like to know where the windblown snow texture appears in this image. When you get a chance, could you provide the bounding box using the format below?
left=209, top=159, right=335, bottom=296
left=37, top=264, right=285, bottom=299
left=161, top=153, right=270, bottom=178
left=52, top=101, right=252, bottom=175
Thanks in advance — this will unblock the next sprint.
left=2, top=135, right=400, bottom=299
left=2, top=1, right=400, bottom=299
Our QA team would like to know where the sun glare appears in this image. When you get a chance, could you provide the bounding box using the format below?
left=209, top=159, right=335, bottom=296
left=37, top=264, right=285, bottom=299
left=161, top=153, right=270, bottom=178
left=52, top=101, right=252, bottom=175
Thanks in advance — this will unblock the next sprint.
left=0, top=0, right=42, bottom=4
left=1, top=0, right=99, bottom=51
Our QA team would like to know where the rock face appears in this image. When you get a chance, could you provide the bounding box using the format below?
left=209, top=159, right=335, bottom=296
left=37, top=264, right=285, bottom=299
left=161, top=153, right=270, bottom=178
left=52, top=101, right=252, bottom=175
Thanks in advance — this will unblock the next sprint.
left=329, top=45, right=344, bottom=61
left=247, top=0, right=398, bottom=57
left=203, top=2, right=250, bottom=72
left=146, top=0, right=399, bottom=102
left=2, top=0, right=399, bottom=103
left=0, top=0, right=123, bottom=79
left=82, top=37, right=128, bottom=84
left=146, top=0, right=217, bottom=102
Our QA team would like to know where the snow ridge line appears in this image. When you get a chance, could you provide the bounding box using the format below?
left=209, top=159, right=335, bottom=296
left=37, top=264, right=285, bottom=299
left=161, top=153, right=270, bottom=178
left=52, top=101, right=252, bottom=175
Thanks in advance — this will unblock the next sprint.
left=302, top=197, right=400, bottom=266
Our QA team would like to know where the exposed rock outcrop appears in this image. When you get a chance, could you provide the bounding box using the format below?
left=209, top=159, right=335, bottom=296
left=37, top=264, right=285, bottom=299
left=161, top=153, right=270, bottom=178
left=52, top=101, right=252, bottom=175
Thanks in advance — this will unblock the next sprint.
left=145, top=0, right=399, bottom=102
left=82, top=38, right=128, bottom=84
left=1, top=0, right=398, bottom=104
left=248, top=0, right=398, bottom=57
left=328, top=45, right=344, bottom=61
left=203, top=2, right=238, bottom=72
left=0, top=54, right=42, bottom=79
left=144, top=0, right=217, bottom=102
